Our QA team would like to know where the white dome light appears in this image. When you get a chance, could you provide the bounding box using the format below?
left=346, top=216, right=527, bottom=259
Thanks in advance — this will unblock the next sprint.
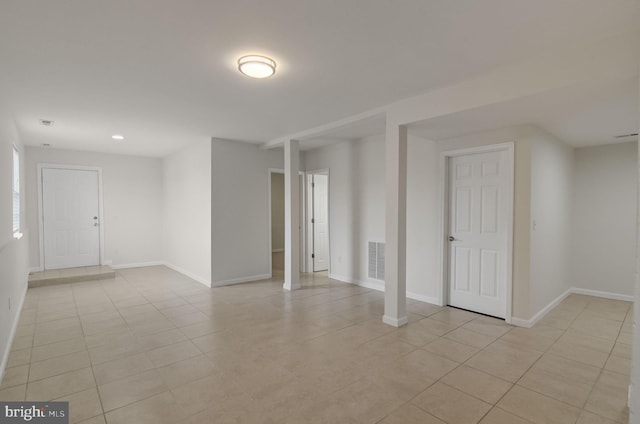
left=238, top=55, right=276, bottom=79
left=112, top=134, right=125, bottom=141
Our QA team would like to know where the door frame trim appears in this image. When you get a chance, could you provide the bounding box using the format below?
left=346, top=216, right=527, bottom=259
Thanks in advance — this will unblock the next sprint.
left=267, top=168, right=306, bottom=276
left=439, top=142, right=515, bottom=323
left=37, top=164, right=105, bottom=272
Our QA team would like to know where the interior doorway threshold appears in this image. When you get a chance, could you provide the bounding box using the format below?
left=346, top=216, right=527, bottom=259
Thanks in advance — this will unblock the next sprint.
left=28, top=265, right=115, bottom=288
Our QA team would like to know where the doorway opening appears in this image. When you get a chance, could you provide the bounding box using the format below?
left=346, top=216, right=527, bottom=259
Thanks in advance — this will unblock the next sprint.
left=268, top=169, right=305, bottom=276
left=307, top=170, right=330, bottom=273
left=37, top=164, right=104, bottom=271
left=440, top=144, right=513, bottom=321
left=270, top=172, right=285, bottom=273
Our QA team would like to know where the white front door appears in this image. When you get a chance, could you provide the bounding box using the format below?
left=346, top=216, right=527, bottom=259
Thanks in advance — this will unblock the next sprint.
left=448, top=150, right=509, bottom=318
left=312, top=174, right=329, bottom=271
left=42, top=168, right=101, bottom=270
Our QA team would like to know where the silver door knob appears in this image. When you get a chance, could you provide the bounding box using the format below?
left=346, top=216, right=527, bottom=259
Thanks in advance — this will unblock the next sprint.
left=448, top=236, right=455, bottom=242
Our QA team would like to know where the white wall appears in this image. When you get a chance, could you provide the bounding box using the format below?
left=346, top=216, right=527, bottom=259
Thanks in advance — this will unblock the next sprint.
left=436, top=125, right=535, bottom=320
left=162, top=140, right=212, bottom=285
left=631, top=134, right=639, bottom=422
left=437, top=126, right=576, bottom=321
left=406, top=136, right=441, bottom=302
left=571, top=142, right=637, bottom=297
left=25, top=147, right=163, bottom=269
left=304, top=137, right=380, bottom=289
left=305, top=125, right=636, bottom=321
left=211, top=138, right=283, bottom=285
left=270, top=173, right=285, bottom=251
left=0, top=113, right=29, bottom=383
left=303, top=134, right=442, bottom=303
left=529, top=128, right=574, bottom=314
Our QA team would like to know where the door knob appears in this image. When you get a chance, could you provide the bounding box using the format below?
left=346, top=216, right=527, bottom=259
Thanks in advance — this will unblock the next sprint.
left=93, top=216, right=98, bottom=220
left=448, top=236, right=455, bottom=242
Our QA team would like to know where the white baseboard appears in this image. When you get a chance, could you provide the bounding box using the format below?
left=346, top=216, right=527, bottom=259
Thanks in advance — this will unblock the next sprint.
left=383, top=315, right=409, bottom=327
left=0, top=272, right=29, bottom=387
left=569, top=287, right=634, bottom=302
left=29, top=266, right=41, bottom=273
left=111, top=261, right=164, bottom=270
left=328, top=273, right=442, bottom=306
left=283, top=281, right=302, bottom=290
left=164, top=262, right=212, bottom=288
left=212, top=273, right=271, bottom=287
left=330, top=273, right=385, bottom=291
left=510, top=288, right=572, bottom=328
left=509, top=286, right=634, bottom=328
left=407, top=291, right=442, bottom=306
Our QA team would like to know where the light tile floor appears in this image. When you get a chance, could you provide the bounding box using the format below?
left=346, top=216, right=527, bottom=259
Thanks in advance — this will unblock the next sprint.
left=0, top=266, right=633, bottom=424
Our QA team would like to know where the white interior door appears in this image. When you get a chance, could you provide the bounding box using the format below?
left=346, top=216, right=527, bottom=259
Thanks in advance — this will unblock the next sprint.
left=43, top=168, right=101, bottom=270
left=312, top=174, right=329, bottom=271
left=448, top=150, right=508, bottom=318
left=299, top=174, right=304, bottom=271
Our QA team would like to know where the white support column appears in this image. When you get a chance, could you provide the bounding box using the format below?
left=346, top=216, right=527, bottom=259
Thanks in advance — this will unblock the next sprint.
left=383, top=122, right=408, bottom=327
left=284, top=139, right=301, bottom=290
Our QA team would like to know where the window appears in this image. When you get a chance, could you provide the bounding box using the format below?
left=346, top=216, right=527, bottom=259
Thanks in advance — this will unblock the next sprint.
left=12, top=146, right=20, bottom=235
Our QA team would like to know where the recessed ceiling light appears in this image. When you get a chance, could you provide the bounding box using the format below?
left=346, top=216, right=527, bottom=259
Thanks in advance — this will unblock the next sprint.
left=238, top=55, right=276, bottom=79
left=112, top=134, right=125, bottom=141
left=40, top=119, right=54, bottom=126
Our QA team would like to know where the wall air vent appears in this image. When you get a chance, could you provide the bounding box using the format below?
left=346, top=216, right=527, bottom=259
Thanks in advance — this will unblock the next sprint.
left=368, top=241, right=385, bottom=280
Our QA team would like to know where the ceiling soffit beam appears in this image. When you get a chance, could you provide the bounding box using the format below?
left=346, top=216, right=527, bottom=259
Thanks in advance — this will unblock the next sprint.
left=263, top=31, right=639, bottom=148
left=262, top=108, right=386, bottom=150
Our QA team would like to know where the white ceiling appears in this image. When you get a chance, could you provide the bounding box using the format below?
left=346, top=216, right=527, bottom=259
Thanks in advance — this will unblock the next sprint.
left=1, top=1, right=639, bottom=156
left=410, top=77, right=640, bottom=146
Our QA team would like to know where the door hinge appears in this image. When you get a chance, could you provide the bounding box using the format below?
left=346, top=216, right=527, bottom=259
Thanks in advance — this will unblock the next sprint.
left=311, top=253, right=315, bottom=259
left=311, top=218, right=315, bottom=224
left=312, top=182, right=315, bottom=188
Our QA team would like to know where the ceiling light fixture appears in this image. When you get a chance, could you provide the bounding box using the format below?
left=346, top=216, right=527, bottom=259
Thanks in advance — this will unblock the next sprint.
left=112, top=134, right=125, bottom=141
left=237, top=55, right=276, bottom=79
left=40, top=119, right=54, bottom=126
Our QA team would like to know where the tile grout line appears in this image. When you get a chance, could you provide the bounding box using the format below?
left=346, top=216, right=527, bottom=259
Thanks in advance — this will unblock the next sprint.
left=75, top=277, right=108, bottom=422
left=578, top=297, right=632, bottom=424
left=9, top=272, right=633, bottom=424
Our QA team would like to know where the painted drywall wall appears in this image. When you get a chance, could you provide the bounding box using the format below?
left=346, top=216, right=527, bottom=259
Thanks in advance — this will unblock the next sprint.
left=437, top=125, right=534, bottom=320
left=632, top=72, right=639, bottom=422
left=0, top=114, right=29, bottom=383
left=529, top=128, right=574, bottom=314
left=306, top=124, right=587, bottom=322
left=25, top=147, right=163, bottom=269
left=303, top=140, right=361, bottom=284
left=572, top=142, right=637, bottom=297
left=162, top=140, right=212, bottom=285
left=211, top=138, right=283, bottom=285
left=271, top=173, right=285, bottom=251
left=303, top=134, right=441, bottom=302
left=405, top=136, right=441, bottom=302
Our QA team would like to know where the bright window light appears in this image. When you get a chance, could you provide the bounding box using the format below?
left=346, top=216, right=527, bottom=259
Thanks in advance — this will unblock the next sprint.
left=12, top=146, right=20, bottom=235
